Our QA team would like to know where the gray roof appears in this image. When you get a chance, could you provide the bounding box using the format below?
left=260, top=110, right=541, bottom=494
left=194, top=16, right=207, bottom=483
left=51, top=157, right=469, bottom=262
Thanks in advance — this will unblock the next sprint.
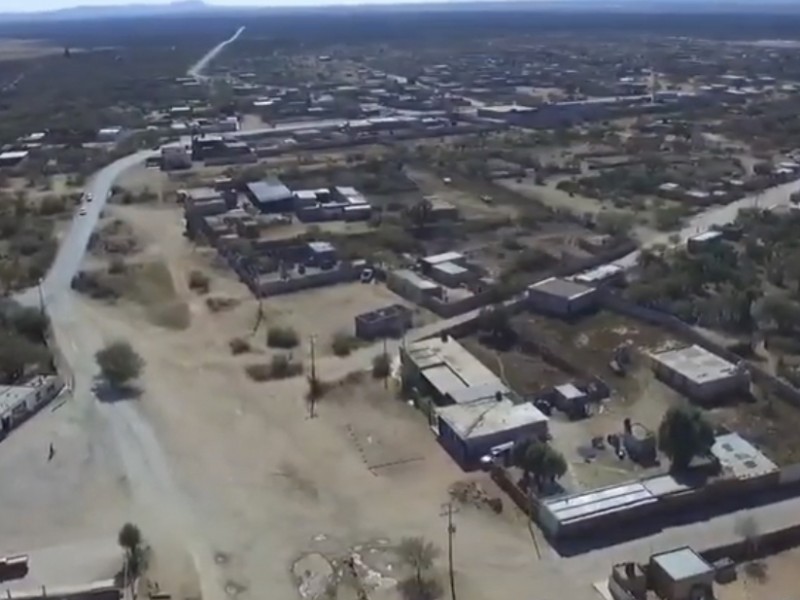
left=651, top=547, right=712, bottom=581
left=0, top=386, right=32, bottom=416
left=711, top=433, right=777, bottom=480
left=650, top=345, right=740, bottom=385
left=542, top=481, right=657, bottom=527
left=437, top=398, right=548, bottom=440
left=433, top=261, right=469, bottom=276
left=247, top=180, right=294, bottom=204
left=528, top=277, right=594, bottom=301
left=187, top=187, right=221, bottom=202
left=308, top=241, right=335, bottom=254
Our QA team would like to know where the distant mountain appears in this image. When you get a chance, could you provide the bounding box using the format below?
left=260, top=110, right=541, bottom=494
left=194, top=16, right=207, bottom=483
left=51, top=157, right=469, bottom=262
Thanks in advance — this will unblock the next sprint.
left=0, top=0, right=215, bottom=21
left=2, top=0, right=800, bottom=22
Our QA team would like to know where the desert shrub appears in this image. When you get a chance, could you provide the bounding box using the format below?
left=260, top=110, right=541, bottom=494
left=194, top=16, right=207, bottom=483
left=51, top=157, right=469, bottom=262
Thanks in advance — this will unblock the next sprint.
left=188, top=270, right=210, bottom=294
left=108, top=257, right=127, bottom=274
left=269, top=353, right=303, bottom=379
left=245, top=363, right=271, bottom=382
left=206, top=296, right=239, bottom=312
left=372, top=352, right=391, bottom=379
left=38, top=195, right=67, bottom=216
left=331, top=331, right=358, bottom=357
left=267, top=325, right=299, bottom=349
left=229, top=337, right=251, bottom=355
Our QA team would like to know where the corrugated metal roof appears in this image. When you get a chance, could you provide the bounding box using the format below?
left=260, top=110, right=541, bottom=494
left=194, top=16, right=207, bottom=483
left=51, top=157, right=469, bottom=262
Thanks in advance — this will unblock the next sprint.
left=433, top=262, right=469, bottom=275
left=542, top=482, right=657, bottom=525
left=422, top=251, right=464, bottom=265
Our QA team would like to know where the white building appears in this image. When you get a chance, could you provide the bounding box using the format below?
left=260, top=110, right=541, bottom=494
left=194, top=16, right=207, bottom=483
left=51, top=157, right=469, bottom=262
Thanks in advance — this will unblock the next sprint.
left=649, top=345, right=749, bottom=402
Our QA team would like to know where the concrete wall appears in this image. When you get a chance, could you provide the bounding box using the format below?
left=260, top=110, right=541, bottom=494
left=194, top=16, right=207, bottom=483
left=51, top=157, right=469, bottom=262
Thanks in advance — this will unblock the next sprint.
left=600, top=291, right=800, bottom=407
left=355, top=307, right=413, bottom=340
left=421, top=291, right=491, bottom=318
left=203, top=154, right=258, bottom=167
left=253, top=264, right=360, bottom=297
left=4, top=583, right=120, bottom=600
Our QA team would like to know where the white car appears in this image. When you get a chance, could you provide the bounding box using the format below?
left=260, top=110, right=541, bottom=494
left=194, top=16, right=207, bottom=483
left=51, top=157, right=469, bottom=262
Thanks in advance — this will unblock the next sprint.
left=84, top=192, right=93, bottom=203
left=79, top=208, right=87, bottom=216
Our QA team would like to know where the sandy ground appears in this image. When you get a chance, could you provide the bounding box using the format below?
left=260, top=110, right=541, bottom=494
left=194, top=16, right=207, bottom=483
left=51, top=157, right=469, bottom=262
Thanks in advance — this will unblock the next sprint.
left=44, top=201, right=604, bottom=600
left=717, top=547, right=800, bottom=600
left=0, top=39, right=72, bottom=61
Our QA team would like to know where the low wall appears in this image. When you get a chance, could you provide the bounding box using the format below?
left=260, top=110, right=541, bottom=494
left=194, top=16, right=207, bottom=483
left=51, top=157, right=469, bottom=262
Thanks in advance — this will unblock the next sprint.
left=45, top=329, right=73, bottom=392
left=490, top=466, right=536, bottom=516
left=254, top=265, right=360, bottom=297
left=701, top=516, right=800, bottom=565
left=422, top=290, right=493, bottom=318
left=599, top=291, right=800, bottom=407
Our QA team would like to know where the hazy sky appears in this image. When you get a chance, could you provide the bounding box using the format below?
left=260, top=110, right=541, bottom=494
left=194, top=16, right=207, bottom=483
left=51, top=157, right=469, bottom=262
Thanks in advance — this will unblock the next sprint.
left=8, top=0, right=443, bottom=12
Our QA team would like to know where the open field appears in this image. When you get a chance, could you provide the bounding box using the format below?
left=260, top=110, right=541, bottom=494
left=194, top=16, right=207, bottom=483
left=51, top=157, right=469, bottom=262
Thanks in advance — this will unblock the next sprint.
left=0, top=39, right=72, bottom=61
left=717, top=546, right=800, bottom=600
left=63, top=268, right=553, bottom=600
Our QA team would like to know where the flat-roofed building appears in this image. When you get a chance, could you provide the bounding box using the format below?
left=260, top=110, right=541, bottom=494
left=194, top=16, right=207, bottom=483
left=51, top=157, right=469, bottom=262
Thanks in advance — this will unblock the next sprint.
left=401, top=336, right=503, bottom=405
left=649, top=547, right=714, bottom=600
left=419, top=251, right=466, bottom=270
left=245, top=180, right=296, bottom=213
left=527, top=277, right=598, bottom=317
left=649, top=345, right=749, bottom=402
left=430, top=261, right=472, bottom=287
left=387, top=269, right=442, bottom=304
left=539, top=474, right=690, bottom=538
left=436, top=398, right=548, bottom=470
left=687, top=230, right=723, bottom=253
left=0, top=150, right=29, bottom=167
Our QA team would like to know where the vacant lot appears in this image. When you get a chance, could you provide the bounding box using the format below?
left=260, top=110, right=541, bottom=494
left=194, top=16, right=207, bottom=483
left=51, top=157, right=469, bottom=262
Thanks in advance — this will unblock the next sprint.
left=717, top=545, right=800, bottom=600
left=0, top=39, right=72, bottom=61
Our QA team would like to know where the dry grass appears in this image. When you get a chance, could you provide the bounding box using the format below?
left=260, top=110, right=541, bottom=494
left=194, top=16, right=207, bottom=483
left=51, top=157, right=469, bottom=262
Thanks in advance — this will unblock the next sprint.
left=75, top=260, right=191, bottom=330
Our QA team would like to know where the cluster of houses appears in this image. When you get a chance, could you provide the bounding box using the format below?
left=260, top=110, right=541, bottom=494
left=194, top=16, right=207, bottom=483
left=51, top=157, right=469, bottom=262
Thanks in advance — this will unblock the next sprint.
left=182, top=181, right=371, bottom=297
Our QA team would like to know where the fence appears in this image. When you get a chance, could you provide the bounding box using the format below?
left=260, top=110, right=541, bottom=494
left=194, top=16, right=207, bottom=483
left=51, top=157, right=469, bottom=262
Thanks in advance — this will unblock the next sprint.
left=45, top=329, right=74, bottom=392
left=489, top=466, right=537, bottom=517
left=599, top=291, right=800, bottom=407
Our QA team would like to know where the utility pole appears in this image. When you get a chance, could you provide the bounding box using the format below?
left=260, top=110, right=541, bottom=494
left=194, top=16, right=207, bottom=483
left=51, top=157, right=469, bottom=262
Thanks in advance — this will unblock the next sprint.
left=37, top=278, right=45, bottom=316
left=440, top=502, right=458, bottom=600
left=309, top=335, right=317, bottom=419
left=382, top=337, right=388, bottom=390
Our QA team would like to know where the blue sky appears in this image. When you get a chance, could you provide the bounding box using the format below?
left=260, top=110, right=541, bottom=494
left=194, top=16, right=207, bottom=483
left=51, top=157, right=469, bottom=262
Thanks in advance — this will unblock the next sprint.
left=9, top=0, right=450, bottom=11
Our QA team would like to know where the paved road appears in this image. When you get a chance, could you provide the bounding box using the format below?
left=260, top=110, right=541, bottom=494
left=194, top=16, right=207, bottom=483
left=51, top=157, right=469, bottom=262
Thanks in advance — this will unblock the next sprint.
left=28, top=30, right=250, bottom=600
left=613, top=177, right=800, bottom=269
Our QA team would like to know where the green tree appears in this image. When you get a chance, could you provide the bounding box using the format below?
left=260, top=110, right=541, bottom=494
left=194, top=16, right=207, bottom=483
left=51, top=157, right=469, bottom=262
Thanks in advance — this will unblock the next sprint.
left=478, top=304, right=514, bottom=344
left=396, top=537, right=440, bottom=591
left=405, top=199, right=433, bottom=231
left=96, top=341, right=144, bottom=387
left=514, top=439, right=567, bottom=489
left=118, top=523, right=148, bottom=592
left=595, top=210, right=635, bottom=237
left=0, top=302, right=49, bottom=341
left=0, top=331, right=49, bottom=383
left=657, top=406, right=715, bottom=471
